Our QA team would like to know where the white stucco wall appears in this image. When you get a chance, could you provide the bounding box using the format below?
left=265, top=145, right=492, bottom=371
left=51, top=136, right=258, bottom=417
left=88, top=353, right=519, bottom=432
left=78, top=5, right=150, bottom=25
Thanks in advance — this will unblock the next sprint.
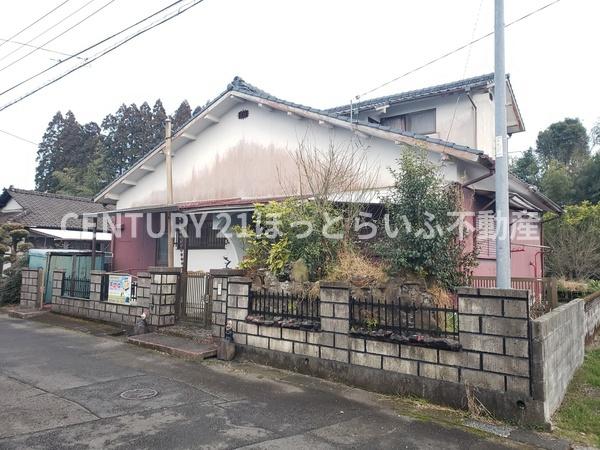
left=356, top=91, right=496, bottom=155
left=116, top=100, right=470, bottom=210
left=2, top=198, right=23, bottom=212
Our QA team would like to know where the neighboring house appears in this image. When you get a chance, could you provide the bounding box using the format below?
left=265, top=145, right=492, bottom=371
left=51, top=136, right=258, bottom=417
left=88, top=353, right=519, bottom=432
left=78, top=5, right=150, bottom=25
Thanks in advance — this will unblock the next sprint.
left=0, top=187, right=112, bottom=251
left=92, top=74, right=561, bottom=277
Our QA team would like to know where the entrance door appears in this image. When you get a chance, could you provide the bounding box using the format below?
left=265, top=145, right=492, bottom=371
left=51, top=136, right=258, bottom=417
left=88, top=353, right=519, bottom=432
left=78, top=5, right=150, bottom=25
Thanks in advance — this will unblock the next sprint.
left=179, top=272, right=212, bottom=326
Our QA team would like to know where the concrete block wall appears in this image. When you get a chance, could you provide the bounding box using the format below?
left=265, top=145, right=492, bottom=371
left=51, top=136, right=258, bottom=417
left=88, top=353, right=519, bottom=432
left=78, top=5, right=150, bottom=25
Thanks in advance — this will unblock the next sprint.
left=584, top=294, right=600, bottom=345
left=19, top=268, right=42, bottom=309
left=531, top=299, right=585, bottom=421
left=457, top=287, right=531, bottom=396
left=52, top=269, right=148, bottom=327
left=210, top=269, right=245, bottom=338
left=220, top=282, right=533, bottom=397
left=148, top=267, right=180, bottom=327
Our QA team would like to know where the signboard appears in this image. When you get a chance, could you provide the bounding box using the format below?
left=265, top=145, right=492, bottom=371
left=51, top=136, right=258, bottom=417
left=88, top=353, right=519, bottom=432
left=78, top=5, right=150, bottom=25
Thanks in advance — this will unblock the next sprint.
left=108, top=274, right=133, bottom=304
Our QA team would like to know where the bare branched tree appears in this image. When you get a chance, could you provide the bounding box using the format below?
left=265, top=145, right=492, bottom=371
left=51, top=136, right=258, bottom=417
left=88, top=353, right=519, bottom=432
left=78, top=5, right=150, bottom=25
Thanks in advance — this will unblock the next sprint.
left=278, top=132, right=380, bottom=239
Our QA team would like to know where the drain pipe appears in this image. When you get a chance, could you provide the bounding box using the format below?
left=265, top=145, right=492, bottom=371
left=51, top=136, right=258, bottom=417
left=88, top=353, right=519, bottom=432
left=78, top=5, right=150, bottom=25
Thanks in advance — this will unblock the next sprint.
left=466, top=91, right=478, bottom=149
left=461, top=168, right=495, bottom=188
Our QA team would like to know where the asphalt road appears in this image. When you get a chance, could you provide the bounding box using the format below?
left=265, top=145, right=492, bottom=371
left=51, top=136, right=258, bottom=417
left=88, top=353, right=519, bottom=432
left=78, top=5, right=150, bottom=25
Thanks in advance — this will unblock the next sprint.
left=0, top=313, right=560, bottom=449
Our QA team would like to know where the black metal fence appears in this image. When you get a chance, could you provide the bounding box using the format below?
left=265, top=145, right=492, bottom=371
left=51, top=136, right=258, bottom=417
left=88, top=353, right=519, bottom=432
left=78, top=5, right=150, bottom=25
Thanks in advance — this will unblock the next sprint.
left=349, top=294, right=459, bottom=340
left=62, top=275, right=91, bottom=299
left=249, top=290, right=320, bottom=323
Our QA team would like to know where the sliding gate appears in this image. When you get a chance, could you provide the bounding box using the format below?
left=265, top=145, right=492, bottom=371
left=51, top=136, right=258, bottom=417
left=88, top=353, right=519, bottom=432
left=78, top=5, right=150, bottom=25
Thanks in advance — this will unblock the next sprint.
left=179, top=271, right=212, bottom=326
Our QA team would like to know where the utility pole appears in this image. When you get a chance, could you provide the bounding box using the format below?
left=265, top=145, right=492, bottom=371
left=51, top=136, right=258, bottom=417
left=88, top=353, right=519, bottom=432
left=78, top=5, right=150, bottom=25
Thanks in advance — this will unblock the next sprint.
left=494, top=0, right=511, bottom=288
left=165, top=118, right=174, bottom=267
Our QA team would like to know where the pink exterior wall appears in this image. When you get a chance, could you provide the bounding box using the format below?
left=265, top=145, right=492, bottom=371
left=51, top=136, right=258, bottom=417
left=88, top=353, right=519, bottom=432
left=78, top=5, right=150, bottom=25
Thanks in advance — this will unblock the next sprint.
left=111, top=214, right=156, bottom=275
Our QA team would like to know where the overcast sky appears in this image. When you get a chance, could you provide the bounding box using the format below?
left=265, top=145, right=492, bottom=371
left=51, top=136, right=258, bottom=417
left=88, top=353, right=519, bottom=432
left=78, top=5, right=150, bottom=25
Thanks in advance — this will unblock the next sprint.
left=0, top=0, right=597, bottom=190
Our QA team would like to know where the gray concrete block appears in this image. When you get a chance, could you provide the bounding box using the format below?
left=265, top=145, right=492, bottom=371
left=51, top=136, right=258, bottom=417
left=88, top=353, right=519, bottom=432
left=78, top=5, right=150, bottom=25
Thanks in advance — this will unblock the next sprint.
left=401, top=345, right=437, bottom=362
left=461, top=368, right=505, bottom=391
left=382, top=357, right=418, bottom=375
left=334, top=303, right=349, bottom=319
left=459, top=332, right=503, bottom=354
left=247, top=335, right=269, bottom=349
left=350, top=351, right=382, bottom=369
left=237, top=321, right=258, bottom=335
left=481, top=317, right=528, bottom=338
left=366, top=340, right=399, bottom=357
left=505, top=338, right=529, bottom=358
left=458, top=314, right=480, bottom=333
left=334, top=333, right=348, bottom=349
left=504, top=299, right=528, bottom=318
left=420, top=363, right=459, bottom=382
left=320, top=347, right=349, bottom=363
left=293, top=342, right=320, bottom=358
left=438, top=350, right=481, bottom=369
left=320, top=302, right=333, bottom=317
left=459, top=296, right=503, bottom=316
left=259, top=326, right=281, bottom=339
left=349, top=337, right=365, bottom=352
left=321, top=318, right=349, bottom=334
left=281, top=328, right=306, bottom=342
left=307, top=331, right=334, bottom=347
left=269, top=338, right=293, bottom=353
left=483, top=354, right=529, bottom=377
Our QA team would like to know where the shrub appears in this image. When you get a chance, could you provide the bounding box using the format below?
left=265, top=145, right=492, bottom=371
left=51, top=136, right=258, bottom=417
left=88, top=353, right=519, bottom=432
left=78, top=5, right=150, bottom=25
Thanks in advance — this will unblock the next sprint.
left=237, top=198, right=342, bottom=281
left=376, top=147, right=477, bottom=289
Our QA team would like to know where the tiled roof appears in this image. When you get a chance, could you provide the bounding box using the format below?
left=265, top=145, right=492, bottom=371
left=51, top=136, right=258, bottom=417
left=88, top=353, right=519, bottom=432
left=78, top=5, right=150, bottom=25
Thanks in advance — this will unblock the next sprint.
left=226, top=76, right=484, bottom=156
left=326, top=73, right=496, bottom=115
left=0, top=188, right=113, bottom=230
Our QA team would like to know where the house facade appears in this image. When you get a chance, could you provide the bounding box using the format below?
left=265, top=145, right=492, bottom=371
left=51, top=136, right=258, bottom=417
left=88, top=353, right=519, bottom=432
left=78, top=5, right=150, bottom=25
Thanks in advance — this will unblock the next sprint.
left=0, top=187, right=112, bottom=251
left=92, top=75, right=560, bottom=278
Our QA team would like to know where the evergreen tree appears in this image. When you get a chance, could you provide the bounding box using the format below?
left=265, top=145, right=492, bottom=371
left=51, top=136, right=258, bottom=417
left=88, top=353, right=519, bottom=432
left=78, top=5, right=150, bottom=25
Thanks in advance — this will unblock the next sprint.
left=540, top=161, right=575, bottom=206
left=172, top=100, right=192, bottom=131
left=535, top=118, right=590, bottom=169
left=35, top=112, right=65, bottom=191
left=150, top=99, right=167, bottom=146
left=510, top=147, right=540, bottom=186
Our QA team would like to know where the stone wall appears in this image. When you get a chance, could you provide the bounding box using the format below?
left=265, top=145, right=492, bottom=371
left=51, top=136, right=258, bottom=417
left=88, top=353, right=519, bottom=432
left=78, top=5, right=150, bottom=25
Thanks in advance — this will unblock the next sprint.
left=20, top=268, right=42, bottom=309
left=51, top=268, right=177, bottom=328
left=217, top=280, right=548, bottom=424
left=531, top=299, right=585, bottom=421
left=584, top=293, right=600, bottom=345
left=210, top=269, right=245, bottom=338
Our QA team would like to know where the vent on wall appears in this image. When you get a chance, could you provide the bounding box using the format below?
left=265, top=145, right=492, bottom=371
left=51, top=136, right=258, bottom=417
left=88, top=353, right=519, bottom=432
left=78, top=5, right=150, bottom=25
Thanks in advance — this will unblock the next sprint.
left=238, top=109, right=249, bottom=120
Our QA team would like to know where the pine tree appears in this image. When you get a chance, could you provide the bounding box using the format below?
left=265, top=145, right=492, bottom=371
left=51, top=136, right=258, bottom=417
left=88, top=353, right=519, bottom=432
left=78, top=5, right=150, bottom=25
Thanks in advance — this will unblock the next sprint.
left=35, top=112, right=65, bottom=191
left=172, top=100, right=192, bottom=131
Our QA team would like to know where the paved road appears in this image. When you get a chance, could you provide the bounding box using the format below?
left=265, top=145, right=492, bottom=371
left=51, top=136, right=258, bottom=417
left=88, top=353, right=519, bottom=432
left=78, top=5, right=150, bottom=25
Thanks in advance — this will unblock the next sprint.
left=0, top=313, right=558, bottom=449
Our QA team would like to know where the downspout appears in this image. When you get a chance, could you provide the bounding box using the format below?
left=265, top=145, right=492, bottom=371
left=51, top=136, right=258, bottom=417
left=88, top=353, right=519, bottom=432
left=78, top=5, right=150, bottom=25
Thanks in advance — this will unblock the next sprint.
left=466, top=91, right=478, bottom=149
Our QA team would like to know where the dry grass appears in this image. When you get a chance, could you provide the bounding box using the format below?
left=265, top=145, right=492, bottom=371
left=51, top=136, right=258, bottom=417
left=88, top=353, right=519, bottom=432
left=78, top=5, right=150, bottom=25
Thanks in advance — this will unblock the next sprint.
left=427, top=283, right=455, bottom=308
left=465, top=385, right=492, bottom=419
left=325, top=249, right=389, bottom=288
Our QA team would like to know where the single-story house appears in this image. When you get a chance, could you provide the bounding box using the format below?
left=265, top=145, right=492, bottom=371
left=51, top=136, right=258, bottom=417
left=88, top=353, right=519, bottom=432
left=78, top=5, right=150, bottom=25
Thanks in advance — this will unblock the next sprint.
left=90, top=73, right=561, bottom=278
left=0, top=187, right=113, bottom=251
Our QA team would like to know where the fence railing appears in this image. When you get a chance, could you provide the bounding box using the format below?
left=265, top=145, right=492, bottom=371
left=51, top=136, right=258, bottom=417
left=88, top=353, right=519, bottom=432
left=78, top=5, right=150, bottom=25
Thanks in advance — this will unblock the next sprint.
left=349, top=294, right=459, bottom=340
left=61, top=275, right=91, bottom=299
left=249, top=290, right=320, bottom=323
left=470, top=276, right=558, bottom=316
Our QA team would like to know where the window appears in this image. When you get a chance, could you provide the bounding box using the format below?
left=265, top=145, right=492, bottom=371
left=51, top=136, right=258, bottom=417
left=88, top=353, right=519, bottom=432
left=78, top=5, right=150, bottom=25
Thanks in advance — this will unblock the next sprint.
left=180, top=214, right=227, bottom=250
left=380, top=108, right=436, bottom=135
left=476, top=212, right=496, bottom=259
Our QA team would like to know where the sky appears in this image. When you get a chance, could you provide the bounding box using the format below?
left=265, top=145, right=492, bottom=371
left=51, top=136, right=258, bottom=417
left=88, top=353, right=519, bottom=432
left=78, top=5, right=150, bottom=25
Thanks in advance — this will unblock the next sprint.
left=0, top=0, right=597, bottom=190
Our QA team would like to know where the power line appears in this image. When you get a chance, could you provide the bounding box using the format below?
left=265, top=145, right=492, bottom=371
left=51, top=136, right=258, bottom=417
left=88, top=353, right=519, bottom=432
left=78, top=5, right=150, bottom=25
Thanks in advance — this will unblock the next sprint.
left=0, top=0, right=189, bottom=98
left=0, top=37, right=83, bottom=60
left=0, top=0, right=206, bottom=113
left=0, top=128, right=37, bottom=146
left=355, top=0, right=563, bottom=101
left=0, top=0, right=72, bottom=51
left=0, top=0, right=97, bottom=65
left=0, top=0, right=118, bottom=74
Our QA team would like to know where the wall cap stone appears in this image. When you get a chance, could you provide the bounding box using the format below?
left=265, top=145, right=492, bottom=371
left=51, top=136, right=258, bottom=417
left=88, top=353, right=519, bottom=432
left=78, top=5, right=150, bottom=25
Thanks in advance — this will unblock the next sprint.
left=228, top=276, right=252, bottom=284
left=456, top=286, right=529, bottom=299
left=148, top=266, right=182, bottom=274
left=210, top=268, right=245, bottom=277
left=90, top=270, right=106, bottom=275
left=320, top=281, right=350, bottom=289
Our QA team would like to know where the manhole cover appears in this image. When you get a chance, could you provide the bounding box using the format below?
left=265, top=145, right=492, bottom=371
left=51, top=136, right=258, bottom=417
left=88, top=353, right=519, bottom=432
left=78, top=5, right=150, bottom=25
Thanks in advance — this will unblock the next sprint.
left=119, top=388, right=158, bottom=400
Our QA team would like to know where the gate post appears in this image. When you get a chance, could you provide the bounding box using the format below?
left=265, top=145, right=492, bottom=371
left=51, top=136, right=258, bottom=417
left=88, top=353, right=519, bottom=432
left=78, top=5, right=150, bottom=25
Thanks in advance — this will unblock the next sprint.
left=148, top=266, right=181, bottom=327
left=209, top=269, right=245, bottom=338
